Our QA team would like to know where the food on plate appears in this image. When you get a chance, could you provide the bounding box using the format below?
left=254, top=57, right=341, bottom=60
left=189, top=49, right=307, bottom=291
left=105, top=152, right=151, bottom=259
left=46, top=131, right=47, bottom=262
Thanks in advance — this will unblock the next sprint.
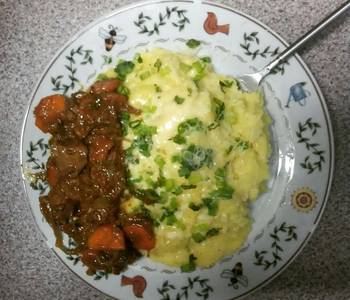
left=35, top=79, right=153, bottom=275
left=120, top=48, right=270, bottom=267
left=33, top=47, right=270, bottom=275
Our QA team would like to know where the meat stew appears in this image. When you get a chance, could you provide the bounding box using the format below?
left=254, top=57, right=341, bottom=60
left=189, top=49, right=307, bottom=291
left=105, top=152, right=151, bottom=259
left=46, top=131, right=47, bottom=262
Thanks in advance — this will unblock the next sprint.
left=35, top=79, right=154, bottom=275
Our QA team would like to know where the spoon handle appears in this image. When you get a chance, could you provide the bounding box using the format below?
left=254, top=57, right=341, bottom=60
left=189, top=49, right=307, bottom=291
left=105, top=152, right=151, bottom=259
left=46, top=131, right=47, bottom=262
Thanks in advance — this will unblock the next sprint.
left=261, top=0, right=350, bottom=77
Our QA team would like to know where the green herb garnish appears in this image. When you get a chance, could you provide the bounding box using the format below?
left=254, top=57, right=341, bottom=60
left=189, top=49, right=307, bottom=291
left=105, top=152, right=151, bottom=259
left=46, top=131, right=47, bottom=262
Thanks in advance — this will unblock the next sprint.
left=202, top=197, right=218, bottom=216
left=160, top=200, right=178, bottom=225
left=172, top=135, right=186, bottom=145
left=173, top=144, right=213, bottom=178
left=115, top=60, right=135, bottom=80
left=181, top=184, right=197, bottom=189
left=209, top=185, right=234, bottom=199
left=192, top=232, right=206, bottom=243
left=134, top=188, right=161, bottom=203
left=165, top=214, right=177, bottom=225
left=132, top=121, right=157, bottom=136
left=225, top=145, right=234, bottom=155
left=236, top=138, right=250, bottom=150
left=129, top=119, right=142, bottom=128
left=219, top=80, right=234, bottom=93
left=169, top=197, right=178, bottom=210
left=128, top=120, right=157, bottom=157
left=200, top=56, right=211, bottom=63
left=206, top=228, right=221, bottom=237
left=191, top=60, right=206, bottom=81
left=186, top=39, right=201, bottom=48
left=140, top=71, right=151, bottom=80
left=214, top=167, right=226, bottom=184
left=127, top=176, right=142, bottom=185
left=174, top=95, right=185, bottom=104
left=154, top=84, right=162, bottom=93
left=215, top=167, right=234, bottom=196
left=189, top=202, right=203, bottom=211
left=226, top=138, right=250, bottom=155
left=178, top=118, right=204, bottom=133
left=155, top=155, right=166, bottom=169
left=154, top=59, right=162, bottom=72
left=125, top=147, right=139, bottom=164
left=133, top=135, right=153, bottom=157
left=171, top=118, right=204, bottom=145
left=117, top=85, right=130, bottom=96
left=96, top=73, right=109, bottom=81
left=187, top=87, right=193, bottom=96
left=172, top=186, right=183, bottom=195
left=119, top=112, right=130, bottom=136
left=207, top=167, right=234, bottom=201
left=164, top=179, right=175, bottom=191
left=180, top=254, right=197, bottom=272
left=192, top=227, right=221, bottom=243
left=208, top=97, right=225, bottom=130
left=134, top=53, right=143, bottom=64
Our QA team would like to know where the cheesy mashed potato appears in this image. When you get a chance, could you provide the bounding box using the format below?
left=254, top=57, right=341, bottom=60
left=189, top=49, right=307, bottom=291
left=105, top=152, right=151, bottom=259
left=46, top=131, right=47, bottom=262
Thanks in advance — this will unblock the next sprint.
left=116, top=48, right=270, bottom=268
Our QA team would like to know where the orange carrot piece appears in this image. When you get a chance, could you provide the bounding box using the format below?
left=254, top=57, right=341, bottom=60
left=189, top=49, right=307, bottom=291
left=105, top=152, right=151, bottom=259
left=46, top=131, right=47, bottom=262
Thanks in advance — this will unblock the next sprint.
left=123, top=223, right=155, bottom=251
left=88, top=225, right=125, bottom=251
left=34, top=94, right=65, bottom=133
left=89, top=136, right=113, bottom=162
left=90, top=79, right=121, bottom=94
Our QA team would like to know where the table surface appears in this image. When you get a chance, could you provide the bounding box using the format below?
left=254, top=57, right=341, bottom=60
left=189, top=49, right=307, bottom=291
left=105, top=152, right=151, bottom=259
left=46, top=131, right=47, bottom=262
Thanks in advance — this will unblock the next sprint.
left=1, top=0, right=349, bottom=299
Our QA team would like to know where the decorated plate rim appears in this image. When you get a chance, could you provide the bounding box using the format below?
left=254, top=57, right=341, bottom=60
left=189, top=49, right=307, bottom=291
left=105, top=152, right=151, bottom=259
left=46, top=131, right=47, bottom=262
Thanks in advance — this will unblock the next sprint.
left=19, top=0, right=335, bottom=299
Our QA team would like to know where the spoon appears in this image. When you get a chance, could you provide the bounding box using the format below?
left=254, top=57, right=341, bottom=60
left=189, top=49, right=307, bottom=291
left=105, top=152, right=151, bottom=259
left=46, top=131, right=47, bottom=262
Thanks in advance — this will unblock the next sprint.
left=237, top=0, right=350, bottom=92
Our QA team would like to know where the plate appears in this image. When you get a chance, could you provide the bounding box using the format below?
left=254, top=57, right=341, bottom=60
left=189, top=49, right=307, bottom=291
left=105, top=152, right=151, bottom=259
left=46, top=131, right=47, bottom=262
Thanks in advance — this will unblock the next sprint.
left=20, top=1, right=334, bottom=299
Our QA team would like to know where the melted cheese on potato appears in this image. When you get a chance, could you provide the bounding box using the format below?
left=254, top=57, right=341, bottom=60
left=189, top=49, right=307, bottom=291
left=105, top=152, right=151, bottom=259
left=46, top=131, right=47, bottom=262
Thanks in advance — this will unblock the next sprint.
left=121, top=48, right=270, bottom=267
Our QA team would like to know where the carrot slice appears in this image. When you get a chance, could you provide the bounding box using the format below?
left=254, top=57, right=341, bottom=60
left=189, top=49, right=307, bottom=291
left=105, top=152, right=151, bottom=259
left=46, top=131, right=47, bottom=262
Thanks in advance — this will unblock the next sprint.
left=34, top=94, right=65, bottom=133
left=89, top=136, right=113, bottom=162
left=123, top=223, right=155, bottom=251
left=90, top=79, right=121, bottom=94
left=88, top=224, right=125, bottom=251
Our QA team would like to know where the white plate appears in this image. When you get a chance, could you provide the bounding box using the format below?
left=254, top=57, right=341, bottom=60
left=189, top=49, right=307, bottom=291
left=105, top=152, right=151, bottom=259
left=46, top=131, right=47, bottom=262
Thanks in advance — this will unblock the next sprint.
left=20, top=1, right=334, bottom=299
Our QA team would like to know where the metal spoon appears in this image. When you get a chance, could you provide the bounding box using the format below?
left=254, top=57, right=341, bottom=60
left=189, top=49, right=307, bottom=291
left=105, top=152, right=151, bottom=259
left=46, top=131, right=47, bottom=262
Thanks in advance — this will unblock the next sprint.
left=237, top=1, right=350, bottom=92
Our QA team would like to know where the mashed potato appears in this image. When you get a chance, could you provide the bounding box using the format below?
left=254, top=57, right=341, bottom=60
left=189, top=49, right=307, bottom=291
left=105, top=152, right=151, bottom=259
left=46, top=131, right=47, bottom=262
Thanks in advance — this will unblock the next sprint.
left=119, top=48, right=270, bottom=268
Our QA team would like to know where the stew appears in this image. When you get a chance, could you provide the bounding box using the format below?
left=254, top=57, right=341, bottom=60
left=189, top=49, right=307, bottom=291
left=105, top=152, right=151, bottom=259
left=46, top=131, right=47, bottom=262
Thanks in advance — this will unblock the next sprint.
left=35, top=79, right=155, bottom=275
